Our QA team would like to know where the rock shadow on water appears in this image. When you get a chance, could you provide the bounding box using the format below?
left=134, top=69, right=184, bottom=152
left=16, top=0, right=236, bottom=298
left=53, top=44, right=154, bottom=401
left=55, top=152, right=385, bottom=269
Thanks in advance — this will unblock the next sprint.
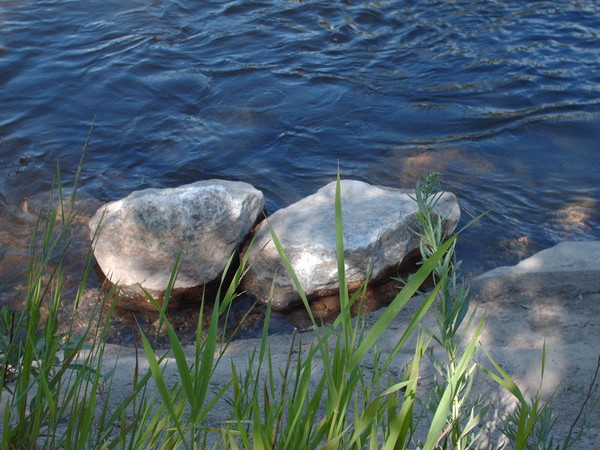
left=74, top=262, right=258, bottom=348
left=77, top=249, right=427, bottom=348
left=284, top=250, right=428, bottom=330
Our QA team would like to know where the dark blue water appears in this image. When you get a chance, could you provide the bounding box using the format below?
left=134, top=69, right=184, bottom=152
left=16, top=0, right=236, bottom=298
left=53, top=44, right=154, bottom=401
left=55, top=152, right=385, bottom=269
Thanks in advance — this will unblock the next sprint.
left=1, top=0, right=600, bottom=309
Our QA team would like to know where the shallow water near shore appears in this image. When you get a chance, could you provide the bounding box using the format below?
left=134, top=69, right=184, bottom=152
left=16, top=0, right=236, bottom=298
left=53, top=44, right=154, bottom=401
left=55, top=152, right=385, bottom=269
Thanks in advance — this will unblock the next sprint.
left=1, top=0, right=599, bottom=342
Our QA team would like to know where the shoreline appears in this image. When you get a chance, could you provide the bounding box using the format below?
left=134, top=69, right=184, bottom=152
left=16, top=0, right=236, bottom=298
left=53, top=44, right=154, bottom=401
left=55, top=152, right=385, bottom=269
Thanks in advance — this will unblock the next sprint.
left=92, top=241, right=600, bottom=446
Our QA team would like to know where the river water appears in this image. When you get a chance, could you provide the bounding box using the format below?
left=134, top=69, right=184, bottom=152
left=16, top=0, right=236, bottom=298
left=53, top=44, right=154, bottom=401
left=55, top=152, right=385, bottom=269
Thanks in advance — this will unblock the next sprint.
left=1, top=0, right=599, bottom=338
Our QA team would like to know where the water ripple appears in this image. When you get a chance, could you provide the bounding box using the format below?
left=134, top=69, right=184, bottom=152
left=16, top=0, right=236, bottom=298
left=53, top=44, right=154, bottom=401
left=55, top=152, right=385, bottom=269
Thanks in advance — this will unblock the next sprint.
left=0, top=0, right=599, bottom=295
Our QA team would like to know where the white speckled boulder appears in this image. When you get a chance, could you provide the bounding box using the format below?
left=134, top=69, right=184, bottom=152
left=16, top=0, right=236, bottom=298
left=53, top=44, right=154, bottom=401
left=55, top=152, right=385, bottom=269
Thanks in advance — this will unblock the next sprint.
left=89, top=180, right=264, bottom=292
left=242, top=180, right=460, bottom=310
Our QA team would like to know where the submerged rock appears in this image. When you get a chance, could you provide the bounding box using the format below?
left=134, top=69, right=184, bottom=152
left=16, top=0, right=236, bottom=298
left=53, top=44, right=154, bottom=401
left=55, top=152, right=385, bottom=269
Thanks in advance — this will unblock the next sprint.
left=242, top=180, right=460, bottom=310
left=89, top=180, right=264, bottom=293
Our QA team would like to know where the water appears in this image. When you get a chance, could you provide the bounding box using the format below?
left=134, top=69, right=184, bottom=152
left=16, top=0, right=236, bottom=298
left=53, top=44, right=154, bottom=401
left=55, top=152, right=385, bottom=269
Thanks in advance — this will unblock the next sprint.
left=1, top=0, right=599, bottom=337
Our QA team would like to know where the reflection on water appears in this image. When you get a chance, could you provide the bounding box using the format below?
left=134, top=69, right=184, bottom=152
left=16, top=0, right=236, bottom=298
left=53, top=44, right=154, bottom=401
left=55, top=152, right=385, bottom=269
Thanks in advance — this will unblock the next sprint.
left=553, top=199, right=596, bottom=234
left=1, top=0, right=599, bottom=341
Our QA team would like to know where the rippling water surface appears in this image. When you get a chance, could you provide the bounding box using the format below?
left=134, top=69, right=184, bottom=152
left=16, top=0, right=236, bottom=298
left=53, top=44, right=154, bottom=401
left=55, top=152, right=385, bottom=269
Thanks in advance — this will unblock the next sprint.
left=1, top=0, right=599, bottom=331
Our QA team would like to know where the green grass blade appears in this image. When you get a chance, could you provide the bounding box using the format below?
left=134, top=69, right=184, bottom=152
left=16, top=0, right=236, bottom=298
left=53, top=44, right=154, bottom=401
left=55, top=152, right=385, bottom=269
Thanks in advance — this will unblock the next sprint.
left=263, top=218, right=317, bottom=328
left=167, top=322, right=196, bottom=409
left=349, top=234, right=457, bottom=371
left=334, top=172, right=350, bottom=336
left=424, top=314, right=486, bottom=449
left=139, top=331, right=190, bottom=449
left=385, top=330, right=432, bottom=449
left=479, top=347, right=527, bottom=406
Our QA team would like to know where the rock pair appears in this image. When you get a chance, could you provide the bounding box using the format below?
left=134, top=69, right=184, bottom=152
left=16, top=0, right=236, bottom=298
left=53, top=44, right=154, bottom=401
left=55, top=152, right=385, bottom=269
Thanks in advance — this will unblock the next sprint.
left=89, top=179, right=460, bottom=310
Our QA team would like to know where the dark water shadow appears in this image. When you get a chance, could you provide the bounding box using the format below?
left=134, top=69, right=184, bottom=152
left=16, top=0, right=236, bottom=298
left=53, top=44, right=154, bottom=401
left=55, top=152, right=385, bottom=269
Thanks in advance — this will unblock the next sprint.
left=74, top=250, right=429, bottom=348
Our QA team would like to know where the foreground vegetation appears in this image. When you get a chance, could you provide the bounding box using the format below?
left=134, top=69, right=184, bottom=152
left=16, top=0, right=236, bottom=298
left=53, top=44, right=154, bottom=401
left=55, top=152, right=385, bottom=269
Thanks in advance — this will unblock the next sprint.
left=0, top=168, right=597, bottom=449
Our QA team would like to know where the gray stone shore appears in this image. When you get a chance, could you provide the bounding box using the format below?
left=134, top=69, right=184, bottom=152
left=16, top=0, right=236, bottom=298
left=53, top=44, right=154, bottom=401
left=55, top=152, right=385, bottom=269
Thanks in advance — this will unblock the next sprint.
left=96, top=241, right=600, bottom=447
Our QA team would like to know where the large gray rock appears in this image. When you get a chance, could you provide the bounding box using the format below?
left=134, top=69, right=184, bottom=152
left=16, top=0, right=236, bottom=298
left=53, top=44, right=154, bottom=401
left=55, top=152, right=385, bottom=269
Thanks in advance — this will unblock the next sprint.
left=242, top=180, right=460, bottom=310
left=478, top=241, right=600, bottom=279
left=89, top=180, right=264, bottom=292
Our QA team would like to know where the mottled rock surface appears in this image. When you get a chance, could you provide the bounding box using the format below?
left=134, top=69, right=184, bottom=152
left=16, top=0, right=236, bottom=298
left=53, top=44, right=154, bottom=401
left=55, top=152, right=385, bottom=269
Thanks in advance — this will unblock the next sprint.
left=89, top=180, right=263, bottom=292
left=242, top=180, right=460, bottom=310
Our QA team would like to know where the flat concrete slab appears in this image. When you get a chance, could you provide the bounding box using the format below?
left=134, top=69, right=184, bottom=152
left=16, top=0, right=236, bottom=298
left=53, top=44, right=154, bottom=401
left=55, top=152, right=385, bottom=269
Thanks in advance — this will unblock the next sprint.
left=478, top=241, right=600, bottom=279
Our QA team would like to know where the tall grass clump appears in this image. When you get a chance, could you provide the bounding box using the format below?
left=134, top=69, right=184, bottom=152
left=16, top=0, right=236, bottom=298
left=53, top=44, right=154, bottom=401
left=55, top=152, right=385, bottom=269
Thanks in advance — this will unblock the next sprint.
left=0, top=137, right=145, bottom=447
left=408, top=173, right=599, bottom=449
left=405, top=172, right=489, bottom=448
left=130, top=171, right=460, bottom=448
left=1, top=154, right=597, bottom=448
